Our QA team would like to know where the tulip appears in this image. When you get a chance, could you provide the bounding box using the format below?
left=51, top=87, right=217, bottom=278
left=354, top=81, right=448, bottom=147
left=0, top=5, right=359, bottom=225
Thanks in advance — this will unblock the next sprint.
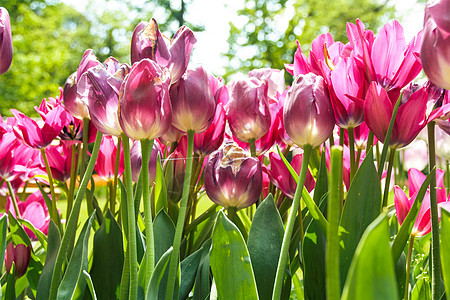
left=227, top=77, right=271, bottom=143
left=0, top=7, right=12, bottom=75
left=131, top=18, right=196, bottom=84
left=402, top=139, right=429, bottom=172
left=204, top=143, right=262, bottom=209
left=164, top=148, right=186, bottom=203
left=5, top=243, right=31, bottom=278
left=420, top=0, right=450, bottom=89
left=283, top=73, right=335, bottom=149
left=95, top=136, right=124, bottom=181
left=118, top=59, right=172, bottom=140
left=170, top=66, right=216, bottom=133
left=130, top=139, right=161, bottom=183
left=45, top=143, right=75, bottom=182
left=341, top=122, right=377, bottom=150
left=208, top=73, right=229, bottom=106
left=248, top=68, right=285, bottom=99
left=194, top=103, right=226, bottom=155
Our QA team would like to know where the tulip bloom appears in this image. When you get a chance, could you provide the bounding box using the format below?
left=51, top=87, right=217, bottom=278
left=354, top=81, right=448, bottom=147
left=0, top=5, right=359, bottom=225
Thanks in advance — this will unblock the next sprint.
left=227, top=77, right=271, bottom=143
left=130, top=139, right=161, bottom=183
left=5, top=243, right=31, bottom=278
left=420, top=0, right=450, bottom=89
left=283, top=73, right=335, bottom=149
left=94, top=136, right=124, bottom=181
left=45, top=143, right=75, bottom=182
left=131, top=18, right=196, bottom=84
left=194, top=103, right=226, bottom=155
left=119, top=59, right=172, bottom=140
left=204, top=143, right=262, bottom=209
left=0, top=7, right=12, bottom=75
left=248, top=68, right=285, bottom=99
left=170, top=66, right=216, bottom=133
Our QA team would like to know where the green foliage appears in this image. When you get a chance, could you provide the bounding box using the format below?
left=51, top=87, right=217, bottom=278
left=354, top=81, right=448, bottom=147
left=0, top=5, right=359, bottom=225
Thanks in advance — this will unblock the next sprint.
left=224, top=0, right=395, bottom=81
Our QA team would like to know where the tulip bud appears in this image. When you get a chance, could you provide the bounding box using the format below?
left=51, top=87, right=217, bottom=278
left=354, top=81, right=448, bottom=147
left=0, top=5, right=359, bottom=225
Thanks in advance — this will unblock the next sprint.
left=204, top=143, right=262, bottom=209
left=170, top=66, right=216, bottom=133
left=119, top=59, right=172, bottom=140
left=95, top=136, right=124, bottom=181
left=0, top=7, right=13, bottom=75
left=130, top=139, right=161, bottom=183
left=5, top=243, right=31, bottom=278
left=420, top=0, right=450, bottom=89
left=283, top=73, right=335, bottom=149
left=227, top=77, right=271, bottom=143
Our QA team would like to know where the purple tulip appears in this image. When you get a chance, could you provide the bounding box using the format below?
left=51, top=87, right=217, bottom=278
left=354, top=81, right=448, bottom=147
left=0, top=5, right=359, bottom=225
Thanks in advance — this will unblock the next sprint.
left=5, top=243, right=31, bottom=278
left=131, top=19, right=196, bottom=84
left=130, top=139, right=161, bottom=183
left=194, top=103, right=226, bottom=155
left=94, top=135, right=124, bottom=181
left=283, top=73, right=335, bottom=149
left=420, top=0, right=450, bottom=89
left=119, top=59, right=172, bottom=140
left=170, top=66, right=216, bottom=133
left=44, top=143, right=74, bottom=182
left=227, top=77, right=271, bottom=143
left=204, top=143, right=262, bottom=209
left=248, top=68, right=285, bottom=99
left=0, top=7, right=12, bottom=75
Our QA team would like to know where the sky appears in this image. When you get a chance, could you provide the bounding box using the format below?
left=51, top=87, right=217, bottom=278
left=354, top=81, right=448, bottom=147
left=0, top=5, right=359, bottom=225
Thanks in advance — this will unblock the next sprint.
left=61, top=0, right=426, bottom=76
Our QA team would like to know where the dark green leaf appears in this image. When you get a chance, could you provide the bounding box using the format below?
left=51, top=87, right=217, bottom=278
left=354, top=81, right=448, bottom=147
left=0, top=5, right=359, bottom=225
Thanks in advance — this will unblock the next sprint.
left=19, top=218, right=47, bottom=250
left=313, top=149, right=329, bottom=205
left=83, top=271, right=97, bottom=300
left=146, top=247, right=178, bottom=299
left=8, top=212, right=31, bottom=246
left=5, top=264, right=15, bottom=300
left=210, top=211, right=258, bottom=299
left=193, top=239, right=212, bottom=300
left=154, top=153, right=168, bottom=214
left=153, top=209, right=175, bottom=265
left=247, top=194, right=284, bottom=300
left=440, top=208, right=450, bottom=297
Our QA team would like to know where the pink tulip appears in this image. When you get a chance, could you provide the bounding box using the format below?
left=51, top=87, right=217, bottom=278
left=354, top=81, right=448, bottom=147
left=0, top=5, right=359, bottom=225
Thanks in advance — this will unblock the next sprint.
left=227, top=77, right=271, bottom=143
left=194, top=103, right=226, bottom=155
left=420, top=0, right=450, bottom=89
left=95, top=136, right=124, bottom=181
left=204, top=143, right=262, bottom=209
left=130, top=139, right=161, bottom=183
left=208, top=73, right=229, bottom=106
left=170, top=66, right=216, bottom=133
left=44, top=143, right=74, bottom=182
left=0, top=7, right=12, bottom=75
left=283, top=73, right=335, bottom=148
left=131, top=19, right=196, bottom=84
left=5, top=243, right=31, bottom=278
left=159, top=125, right=185, bottom=145
left=248, top=68, right=285, bottom=99
left=118, top=59, right=172, bottom=140
left=341, top=122, right=377, bottom=150
left=284, top=41, right=311, bottom=77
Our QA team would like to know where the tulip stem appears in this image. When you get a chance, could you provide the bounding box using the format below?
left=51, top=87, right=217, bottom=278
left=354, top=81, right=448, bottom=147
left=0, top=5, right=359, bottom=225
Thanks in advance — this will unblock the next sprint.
left=48, top=131, right=103, bottom=300
left=80, top=118, right=90, bottom=178
left=272, top=144, right=312, bottom=300
left=249, top=139, right=257, bottom=157
left=6, top=181, right=20, bottom=218
left=227, top=206, right=237, bottom=223
left=327, top=146, right=343, bottom=300
left=120, top=134, right=138, bottom=299
left=404, top=235, right=415, bottom=300
left=67, top=144, right=78, bottom=219
left=427, top=122, right=441, bottom=300
left=141, top=138, right=155, bottom=289
left=367, top=130, right=374, bottom=152
left=446, top=160, right=450, bottom=194
left=40, top=148, right=61, bottom=232
left=382, top=148, right=396, bottom=208
left=111, top=137, right=122, bottom=216
left=166, top=130, right=195, bottom=300
left=348, top=127, right=356, bottom=181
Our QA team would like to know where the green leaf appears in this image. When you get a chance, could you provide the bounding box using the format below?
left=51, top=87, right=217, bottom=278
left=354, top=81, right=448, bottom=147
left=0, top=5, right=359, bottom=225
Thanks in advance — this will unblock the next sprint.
left=19, top=218, right=47, bottom=250
left=5, top=264, right=16, bottom=300
left=8, top=212, right=31, bottom=246
left=146, top=247, right=178, bottom=299
left=341, top=214, right=398, bottom=300
left=313, top=149, right=329, bottom=206
left=0, top=214, right=7, bottom=264
left=410, top=276, right=431, bottom=300
left=89, top=210, right=124, bottom=300
left=193, top=239, right=212, bottom=300
left=153, top=209, right=175, bottom=265
left=210, top=211, right=259, bottom=299
left=339, top=148, right=381, bottom=286
left=247, top=194, right=284, bottom=300
left=440, top=207, right=450, bottom=298
left=154, top=153, right=168, bottom=214
left=83, top=270, right=97, bottom=300
left=35, top=180, right=53, bottom=217
left=36, top=221, right=61, bottom=300
left=56, top=212, right=95, bottom=299
left=391, top=168, right=435, bottom=262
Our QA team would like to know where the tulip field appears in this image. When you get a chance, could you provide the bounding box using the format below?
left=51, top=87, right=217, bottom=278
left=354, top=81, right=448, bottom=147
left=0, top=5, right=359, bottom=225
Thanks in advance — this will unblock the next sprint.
left=1, top=0, right=450, bottom=299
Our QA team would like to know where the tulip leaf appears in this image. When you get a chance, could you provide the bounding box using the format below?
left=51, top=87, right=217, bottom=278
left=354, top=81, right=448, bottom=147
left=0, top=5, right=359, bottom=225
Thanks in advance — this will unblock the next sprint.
left=154, top=153, right=168, bottom=214
left=35, top=180, right=53, bottom=217
left=391, top=168, right=435, bottom=262
left=146, top=247, right=179, bottom=299
left=247, top=194, right=284, bottom=300
left=88, top=210, right=124, bottom=300
left=339, top=148, right=381, bottom=286
left=193, top=239, right=212, bottom=300
left=7, top=212, right=31, bottom=246
left=210, top=211, right=259, bottom=299
left=153, top=209, right=175, bottom=265
left=313, top=149, right=329, bottom=206
left=0, top=214, right=7, bottom=266
left=36, top=221, right=60, bottom=300
left=410, top=276, right=431, bottom=300
left=56, top=212, right=95, bottom=299
left=440, top=207, right=450, bottom=298
left=341, top=214, right=398, bottom=300
left=19, top=218, right=47, bottom=250
left=5, top=264, right=16, bottom=300
left=82, top=270, right=97, bottom=300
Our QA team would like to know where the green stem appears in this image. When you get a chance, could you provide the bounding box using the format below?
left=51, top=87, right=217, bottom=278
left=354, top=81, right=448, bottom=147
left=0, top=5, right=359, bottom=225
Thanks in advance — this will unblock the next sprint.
left=272, top=145, right=312, bottom=300
left=428, top=122, right=441, bottom=300
left=404, top=235, right=415, bottom=300
left=227, top=206, right=237, bottom=223
left=141, top=138, right=155, bottom=288
left=80, top=118, right=90, bottom=177
left=348, top=127, right=356, bottom=181
left=121, top=134, right=138, bottom=299
left=446, top=160, right=450, bottom=194
left=367, top=130, right=374, bottom=152
left=48, top=131, right=103, bottom=300
left=249, top=139, right=257, bottom=157
left=111, top=137, right=121, bottom=216
left=382, top=148, right=396, bottom=208
left=40, top=148, right=61, bottom=232
left=166, top=130, right=195, bottom=300
left=327, top=146, right=343, bottom=300
left=7, top=181, right=20, bottom=218
left=66, top=144, right=78, bottom=219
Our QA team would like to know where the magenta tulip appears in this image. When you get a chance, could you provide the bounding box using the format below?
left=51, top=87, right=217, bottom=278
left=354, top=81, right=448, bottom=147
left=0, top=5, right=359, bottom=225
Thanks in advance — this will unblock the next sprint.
left=0, top=7, right=12, bottom=75
left=227, top=77, right=271, bottom=143
left=170, top=66, right=216, bottom=133
left=420, top=0, right=450, bottom=89
left=130, top=139, right=161, bottom=183
left=248, top=68, right=285, bottom=99
left=194, top=103, right=226, bottom=155
left=5, top=243, right=31, bottom=278
left=44, top=143, right=74, bottom=182
left=204, top=143, right=262, bottom=209
left=94, top=135, right=124, bottom=181
left=283, top=73, right=335, bottom=149
left=119, top=59, right=172, bottom=140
